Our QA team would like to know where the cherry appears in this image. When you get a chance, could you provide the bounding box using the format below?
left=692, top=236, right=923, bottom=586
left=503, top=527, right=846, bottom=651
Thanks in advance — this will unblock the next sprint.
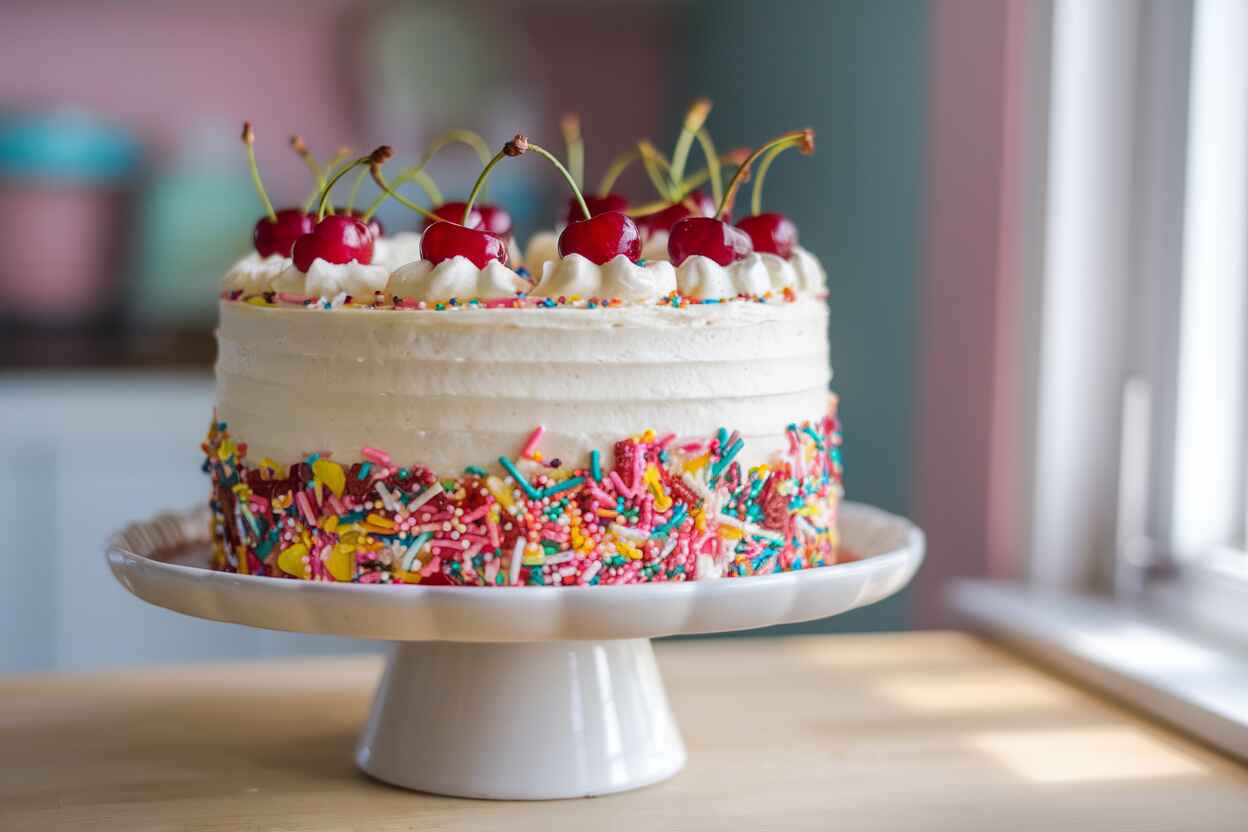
left=348, top=210, right=384, bottom=241
left=565, top=193, right=629, bottom=226
left=475, top=204, right=513, bottom=238
left=667, top=216, right=753, bottom=267
left=241, top=122, right=313, bottom=258
left=253, top=208, right=314, bottom=258
left=420, top=220, right=508, bottom=269
left=421, top=202, right=487, bottom=234
left=291, top=214, right=375, bottom=272
left=559, top=211, right=642, bottom=265
left=735, top=212, right=798, bottom=259
left=636, top=189, right=715, bottom=236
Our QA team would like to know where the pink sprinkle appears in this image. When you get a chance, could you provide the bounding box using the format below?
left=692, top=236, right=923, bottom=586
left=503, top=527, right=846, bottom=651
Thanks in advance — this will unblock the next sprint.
left=460, top=504, right=489, bottom=524
left=608, top=470, right=634, bottom=498
left=276, top=292, right=310, bottom=304
left=657, top=433, right=676, bottom=448
left=295, top=491, right=317, bottom=525
left=327, top=495, right=347, bottom=515
left=588, top=484, right=614, bottom=506
left=487, top=517, right=501, bottom=548
left=678, top=441, right=705, bottom=453
left=521, top=425, right=545, bottom=459
left=420, top=556, right=442, bottom=577
left=362, top=446, right=391, bottom=465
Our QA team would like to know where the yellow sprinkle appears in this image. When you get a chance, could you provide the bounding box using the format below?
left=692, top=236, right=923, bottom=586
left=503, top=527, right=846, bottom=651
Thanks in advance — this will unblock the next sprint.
left=277, top=543, right=309, bottom=578
left=684, top=454, right=710, bottom=473
left=216, top=438, right=234, bottom=462
left=719, top=525, right=744, bottom=540
left=312, top=459, right=346, bottom=498
left=641, top=428, right=656, bottom=443
left=644, top=464, right=673, bottom=511
left=486, top=476, right=517, bottom=511
left=365, top=513, right=395, bottom=529
left=323, top=515, right=339, bottom=533
left=694, top=508, right=707, bottom=533
left=246, top=296, right=269, bottom=306
left=259, top=457, right=281, bottom=473
left=235, top=544, right=250, bottom=576
left=532, top=451, right=544, bottom=462
left=394, top=569, right=422, bottom=584
left=325, top=543, right=355, bottom=581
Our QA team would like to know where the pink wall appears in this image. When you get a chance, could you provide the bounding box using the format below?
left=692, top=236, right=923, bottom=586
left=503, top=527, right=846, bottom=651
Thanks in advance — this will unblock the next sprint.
left=914, top=0, right=1034, bottom=625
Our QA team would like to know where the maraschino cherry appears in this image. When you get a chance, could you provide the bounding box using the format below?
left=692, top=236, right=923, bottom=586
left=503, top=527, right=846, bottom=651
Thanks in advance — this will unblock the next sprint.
left=733, top=131, right=814, bottom=259
left=668, top=128, right=814, bottom=267
left=289, top=148, right=394, bottom=272
left=290, top=135, right=388, bottom=242
left=554, top=113, right=631, bottom=225
left=242, top=122, right=314, bottom=258
left=504, top=134, right=641, bottom=264
left=372, top=144, right=508, bottom=269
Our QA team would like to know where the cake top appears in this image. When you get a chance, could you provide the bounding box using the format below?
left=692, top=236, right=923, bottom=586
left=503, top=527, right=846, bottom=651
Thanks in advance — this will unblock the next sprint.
left=228, top=102, right=825, bottom=310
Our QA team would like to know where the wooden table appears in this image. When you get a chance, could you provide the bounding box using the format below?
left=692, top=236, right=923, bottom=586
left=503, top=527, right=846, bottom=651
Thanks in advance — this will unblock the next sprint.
left=3, top=632, right=1246, bottom=831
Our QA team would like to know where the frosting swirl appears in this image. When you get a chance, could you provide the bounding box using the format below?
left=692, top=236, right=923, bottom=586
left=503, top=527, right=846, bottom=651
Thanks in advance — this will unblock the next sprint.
left=272, top=258, right=390, bottom=299
left=222, top=253, right=290, bottom=294
left=534, top=253, right=677, bottom=301
left=386, top=256, right=531, bottom=301
left=372, top=232, right=424, bottom=272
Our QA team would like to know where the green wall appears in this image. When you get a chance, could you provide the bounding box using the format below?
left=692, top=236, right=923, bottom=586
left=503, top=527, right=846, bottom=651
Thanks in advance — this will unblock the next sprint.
left=676, top=0, right=928, bottom=632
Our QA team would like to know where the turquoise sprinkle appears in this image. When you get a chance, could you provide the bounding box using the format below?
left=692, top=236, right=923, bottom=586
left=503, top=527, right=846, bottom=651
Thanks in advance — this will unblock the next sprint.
left=541, top=475, right=585, bottom=499
left=802, top=425, right=825, bottom=450
left=305, top=453, right=320, bottom=465
left=710, top=438, right=744, bottom=482
left=590, top=449, right=602, bottom=482
left=465, top=465, right=487, bottom=477
left=499, top=456, right=541, bottom=499
left=652, top=504, right=687, bottom=538
left=357, top=462, right=372, bottom=479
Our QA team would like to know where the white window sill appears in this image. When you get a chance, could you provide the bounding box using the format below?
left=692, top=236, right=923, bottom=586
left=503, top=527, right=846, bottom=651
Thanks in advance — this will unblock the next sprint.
left=949, top=580, right=1248, bottom=764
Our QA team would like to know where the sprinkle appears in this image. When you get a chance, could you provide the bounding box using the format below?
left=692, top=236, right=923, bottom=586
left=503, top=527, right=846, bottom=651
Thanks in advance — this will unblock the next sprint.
left=465, top=465, right=487, bottom=477
left=521, top=426, right=545, bottom=459
left=407, top=482, right=444, bottom=511
left=608, top=470, right=635, bottom=498
left=362, top=446, right=391, bottom=465
left=652, top=504, right=688, bottom=538
left=499, top=456, right=541, bottom=500
left=540, top=475, right=584, bottom=499
left=581, top=561, right=602, bottom=584
left=486, top=476, right=517, bottom=512
left=590, top=449, right=603, bottom=482
left=509, top=537, right=525, bottom=586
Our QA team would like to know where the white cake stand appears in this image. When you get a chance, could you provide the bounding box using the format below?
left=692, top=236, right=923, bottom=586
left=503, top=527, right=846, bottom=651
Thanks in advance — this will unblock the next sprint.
left=107, top=501, right=922, bottom=800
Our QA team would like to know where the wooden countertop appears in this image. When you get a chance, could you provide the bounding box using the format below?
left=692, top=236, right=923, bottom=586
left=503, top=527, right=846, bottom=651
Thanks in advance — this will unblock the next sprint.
left=3, top=632, right=1246, bottom=831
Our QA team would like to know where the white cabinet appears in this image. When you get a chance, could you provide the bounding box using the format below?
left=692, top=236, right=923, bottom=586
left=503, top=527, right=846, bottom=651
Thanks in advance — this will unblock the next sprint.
left=0, top=374, right=372, bottom=671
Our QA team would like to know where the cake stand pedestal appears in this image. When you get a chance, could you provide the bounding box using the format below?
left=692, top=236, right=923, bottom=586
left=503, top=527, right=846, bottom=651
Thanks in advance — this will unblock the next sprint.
left=107, top=502, right=923, bottom=800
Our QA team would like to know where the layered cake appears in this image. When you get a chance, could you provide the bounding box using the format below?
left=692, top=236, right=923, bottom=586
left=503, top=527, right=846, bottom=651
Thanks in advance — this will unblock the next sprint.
left=204, top=119, right=842, bottom=586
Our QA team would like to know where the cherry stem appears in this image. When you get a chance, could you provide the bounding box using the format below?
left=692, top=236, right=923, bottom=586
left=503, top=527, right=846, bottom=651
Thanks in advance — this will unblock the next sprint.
left=597, top=147, right=640, bottom=196
left=241, top=122, right=277, bottom=223
left=304, top=146, right=351, bottom=212
left=291, top=135, right=335, bottom=215
left=667, top=98, right=712, bottom=193
left=345, top=167, right=369, bottom=213
left=368, top=150, right=440, bottom=222
left=750, top=137, right=812, bottom=217
left=362, top=164, right=442, bottom=218
left=561, top=113, right=583, bottom=190
left=718, top=129, right=814, bottom=220
left=692, top=127, right=723, bottom=209
left=422, top=129, right=492, bottom=200
left=638, top=140, right=675, bottom=201
left=316, top=154, right=371, bottom=222
left=501, top=135, right=591, bottom=221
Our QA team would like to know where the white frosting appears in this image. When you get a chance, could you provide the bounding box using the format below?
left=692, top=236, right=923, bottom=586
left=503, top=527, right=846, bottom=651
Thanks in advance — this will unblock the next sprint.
left=215, top=299, right=831, bottom=473
left=523, top=230, right=560, bottom=274
left=676, top=253, right=779, bottom=299
left=222, top=253, right=290, bottom=295
left=641, top=229, right=670, bottom=262
left=791, top=246, right=827, bottom=293
left=534, top=254, right=677, bottom=301
left=272, top=258, right=390, bottom=299
left=386, top=256, right=531, bottom=301
left=372, top=232, right=424, bottom=271
left=758, top=252, right=798, bottom=291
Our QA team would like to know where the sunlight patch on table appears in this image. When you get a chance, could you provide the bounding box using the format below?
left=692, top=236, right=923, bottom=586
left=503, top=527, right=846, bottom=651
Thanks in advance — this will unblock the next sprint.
left=872, top=670, right=1076, bottom=713
left=966, top=726, right=1208, bottom=783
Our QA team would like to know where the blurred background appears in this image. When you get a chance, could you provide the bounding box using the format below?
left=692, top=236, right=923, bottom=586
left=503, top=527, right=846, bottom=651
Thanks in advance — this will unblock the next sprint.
left=5, top=0, right=1246, bottom=680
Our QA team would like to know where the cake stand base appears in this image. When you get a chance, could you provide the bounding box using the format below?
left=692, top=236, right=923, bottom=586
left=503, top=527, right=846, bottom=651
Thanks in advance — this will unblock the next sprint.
left=355, top=639, right=685, bottom=800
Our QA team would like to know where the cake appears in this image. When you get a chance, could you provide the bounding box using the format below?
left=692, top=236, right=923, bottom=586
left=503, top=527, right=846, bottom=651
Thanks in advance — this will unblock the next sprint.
left=203, top=120, right=841, bottom=586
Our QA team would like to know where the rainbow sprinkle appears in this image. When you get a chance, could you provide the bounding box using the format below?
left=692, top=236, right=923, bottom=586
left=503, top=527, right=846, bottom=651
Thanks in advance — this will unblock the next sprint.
left=202, top=402, right=843, bottom=586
